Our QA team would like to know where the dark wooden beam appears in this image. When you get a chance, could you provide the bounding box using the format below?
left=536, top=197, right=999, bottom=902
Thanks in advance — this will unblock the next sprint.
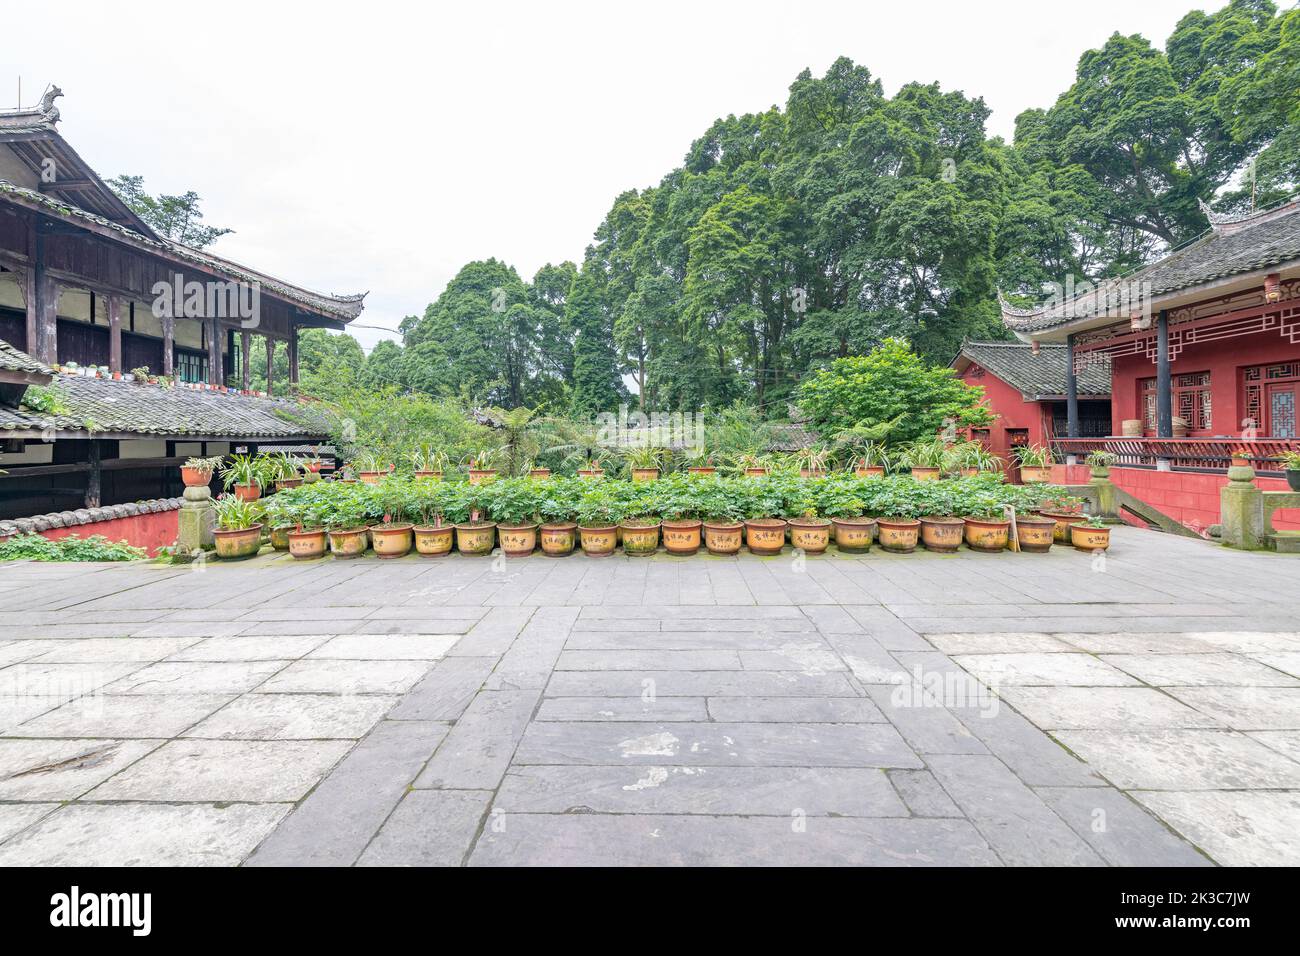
left=241, top=329, right=251, bottom=392
left=107, top=294, right=122, bottom=374
left=162, top=315, right=174, bottom=377
left=1066, top=333, right=1080, bottom=439
left=266, top=336, right=275, bottom=394
left=1156, top=310, right=1173, bottom=439
left=207, top=316, right=222, bottom=386
left=38, top=179, right=97, bottom=192
left=288, top=325, right=299, bottom=388
left=85, top=439, right=102, bottom=508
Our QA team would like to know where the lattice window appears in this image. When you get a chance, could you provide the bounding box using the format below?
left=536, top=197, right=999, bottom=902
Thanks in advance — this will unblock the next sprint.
left=1140, top=372, right=1212, bottom=433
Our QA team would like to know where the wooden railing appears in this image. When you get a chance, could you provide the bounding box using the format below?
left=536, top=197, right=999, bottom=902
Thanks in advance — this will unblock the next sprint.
left=1052, top=437, right=1300, bottom=473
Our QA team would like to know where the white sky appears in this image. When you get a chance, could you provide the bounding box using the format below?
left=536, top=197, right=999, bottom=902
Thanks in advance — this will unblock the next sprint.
left=6, top=0, right=1219, bottom=352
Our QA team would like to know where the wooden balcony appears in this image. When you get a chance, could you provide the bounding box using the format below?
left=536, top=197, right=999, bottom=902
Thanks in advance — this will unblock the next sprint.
left=1052, top=437, right=1300, bottom=475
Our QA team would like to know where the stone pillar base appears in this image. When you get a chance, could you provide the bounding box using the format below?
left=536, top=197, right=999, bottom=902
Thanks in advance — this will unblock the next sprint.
left=1220, top=464, right=1265, bottom=550
left=177, top=484, right=215, bottom=554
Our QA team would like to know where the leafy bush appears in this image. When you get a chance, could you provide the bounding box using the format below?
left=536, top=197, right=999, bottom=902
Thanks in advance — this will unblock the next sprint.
left=0, top=533, right=147, bottom=562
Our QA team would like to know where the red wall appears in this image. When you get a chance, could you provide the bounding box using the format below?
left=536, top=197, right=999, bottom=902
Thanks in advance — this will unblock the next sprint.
left=1111, top=335, right=1300, bottom=437
left=23, top=511, right=179, bottom=557
left=1050, top=464, right=1300, bottom=533
left=959, top=365, right=1050, bottom=463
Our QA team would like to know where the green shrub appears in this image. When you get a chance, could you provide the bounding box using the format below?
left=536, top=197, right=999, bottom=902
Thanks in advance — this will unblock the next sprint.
left=0, top=533, right=147, bottom=562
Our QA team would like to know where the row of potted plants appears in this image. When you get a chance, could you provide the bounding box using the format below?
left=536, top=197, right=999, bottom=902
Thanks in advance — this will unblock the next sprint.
left=207, top=472, right=1111, bottom=561
left=180, top=453, right=324, bottom=499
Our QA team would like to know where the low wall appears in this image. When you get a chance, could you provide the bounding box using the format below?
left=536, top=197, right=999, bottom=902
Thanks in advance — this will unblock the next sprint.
left=1050, top=464, right=1300, bottom=532
left=0, top=499, right=181, bottom=556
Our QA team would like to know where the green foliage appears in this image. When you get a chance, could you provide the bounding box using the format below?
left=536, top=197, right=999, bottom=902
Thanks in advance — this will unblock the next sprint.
left=211, top=494, right=265, bottom=531
left=19, top=383, right=71, bottom=416
left=106, top=174, right=232, bottom=248
left=1012, top=444, right=1053, bottom=468
left=219, top=453, right=271, bottom=490
left=0, top=533, right=146, bottom=562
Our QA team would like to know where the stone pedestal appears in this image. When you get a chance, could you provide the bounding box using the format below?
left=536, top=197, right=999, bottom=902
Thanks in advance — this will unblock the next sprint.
left=177, top=484, right=215, bottom=555
left=1088, top=469, right=1119, bottom=520
left=1220, top=464, right=1265, bottom=550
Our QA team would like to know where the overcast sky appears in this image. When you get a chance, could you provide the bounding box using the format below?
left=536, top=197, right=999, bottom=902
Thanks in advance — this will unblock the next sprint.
left=7, top=0, right=1220, bottom=352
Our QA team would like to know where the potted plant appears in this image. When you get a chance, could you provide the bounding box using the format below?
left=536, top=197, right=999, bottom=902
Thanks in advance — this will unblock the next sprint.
left=270, top=453, right=304, bottom=491
left=323, top=489, right=370, bottom=558
left=465, top=448, right=501, bottom=485
left=537, top=477, right=580, bottom=555
left=353, top=451, right=388, bottom=485
left=1040, top=493, right=1088, bottom=542
left=786, top=497, right=831, bottom=555
left=1278, top=451, right=1300, bottom=492
left=452, top=484, right=497, bottom=555
left=679, top=447, right=717, bottom=476
left=735, top=453, right=770, bottom=477
left=624, top=445, right=666, bottom=482
left=211, top=494, right=265, bottom=560
left=656, top=474, right=704, bottom=555
left=368, top=478, right=415, bottom=558
left=577, top=458, right=607, bottom=479
left=300, top=455, right=323, bottom=483
left=277, top=489, right=328, bottom=559
left=1229, top=448, right=1253, bottom=469
left=488, top=478, right=541, bottom=557
left=962, top=492, right=1012, bottom=552
left=181, top=455, right=223, bottom=488
left=1013, top=444, right=1054, bottom=483
left=700, top=479, right=746, bottom=555
left=575, top=484, right=621, bottom=556
left=954, top=442, right=1003, bottom=477
left=875, top=482, right=922, bottom=552
left=917, top=481, right=963, bottom=553
left=1015, top=507, right=1057, bottom=553
left=743, top=480, right=787, bottom=555
left=792, top=445, right=833, bottom=478
left=1085, top=449, right=1117, bottom=479
left=408, top=444, right=448, bottom=479
left=219, top=453, right=267, bottom=502
left=526, top=460, right=552, bottom=480
left=818, top=482, right=874, bottom=553
left=412, top=479, right=456, bottom=556
left=1070, top=514, right=1111, bottom=552
left=618, top=483, right=661, bottom=555
left=894, top=437, right=947, bottom=481
left=261, top=491, right=295, bottom=552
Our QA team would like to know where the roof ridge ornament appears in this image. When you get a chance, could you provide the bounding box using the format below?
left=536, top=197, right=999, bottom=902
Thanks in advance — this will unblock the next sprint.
left=1198, top=194, right=1300, bottom=234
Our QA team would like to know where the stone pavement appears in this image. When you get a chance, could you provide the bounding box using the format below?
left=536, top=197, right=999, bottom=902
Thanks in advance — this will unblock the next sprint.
left=0, top=526, right=1298, bottom=866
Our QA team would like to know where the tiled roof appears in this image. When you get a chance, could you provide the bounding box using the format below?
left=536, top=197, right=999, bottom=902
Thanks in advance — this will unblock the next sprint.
left=767, top=423, right=819, bottom=452
left=956, top=341, right=1111, bottom=398
left=0, top=374, right=332, bottom=439
left=0, top=339, right=53, bottom=377
left=1002, top=197, right=1300, bottom=334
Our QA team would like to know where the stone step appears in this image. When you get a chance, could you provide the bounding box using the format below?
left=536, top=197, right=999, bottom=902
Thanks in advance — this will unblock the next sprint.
left=1267, top=531, right=1300, bottom=553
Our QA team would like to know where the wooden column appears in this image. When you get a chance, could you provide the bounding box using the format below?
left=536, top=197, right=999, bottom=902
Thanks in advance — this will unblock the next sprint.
left=24, top=220, right=38, bottom=354
left=265, top=336, right=275, bottom=394
left=288, top=325, right=299, bottom=389
left=107, top=294, right=122, bottom=374
left=162, top=316, right=175, bottom=377
left=1065, top=333, right=1080, bottom=439
left=1156, top=309, right=1173, bottom=439
left=85, top=439, right=102, bottom=509
left=207, top=317, right=222, bottom=386
left=39, top=275, right=60, bottom=365
left=241, top=329, right=251, bottom=392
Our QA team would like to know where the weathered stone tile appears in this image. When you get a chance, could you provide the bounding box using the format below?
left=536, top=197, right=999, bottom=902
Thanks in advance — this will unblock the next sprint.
left=167, top=635, right=330, bottom=661
left=8, top=693, right=232, bottom=739
left=183, top=693, right=396, bottom=740
left=0, top=662, right=144, bottom=698
left=545, top=670, right=860, bottom=698
left=106, top=660, right=287, bottom=695
left=887, top=769, right=961, bottom=817
left=88, top=739, right=352, bottom=802
left=1249, top=651, right=1300, bottom=678
left=256, top=659, right=432, bottom=695
left=468, top=814, right=999, bottom=866
left=0, top=641, right=48, bottom=667
left=948, top=704, right=1106, bottom=787
left=356, top=789, right=492, bottom=866
left=997, top=686, right=1224, bottom=730
left=1054, top=729, right=1300, bottom=790
left=496, top=765, right=907, bottom=816
left=481, top=607, right=579, bottom=690
left=1133, top=791, right=1300, bottom=866
left=537, top=697, right=709, bottom=721
left=952, top=653, right=1140, bottom=687
left=1100, top=653, right=1300, bottom=687
left=246, top=720, right=450, bottom=866
left=565, top=629, right=794, bottom=650
left=1249, top=730, right=1300, bottom=762
left=926, top=754, right=1103, bottom=866
left=0, top=738, right=161, bottom=800
left=236, top=620, right=365, bottom=636
left=0, top=696, right=67, bottom=733
left=25, top=637, right=199, bottom=663
left=705, top=696, right=884, bottom=723
left=1165, top=686, right=1300, bottom=730
left=1055, top=632, right=1223, bottom=654
left=0, top=803, right=59, bottom=843
left=0, top=803, right=289, bottom=866
left=864, top=686, right=989, bottom=755
left=444, top=608, right=535, bottom=657
left=415, top=689, right=540, bottom=790
left=1190, top=631, right=1300, bottom=653
left=1035, top=787, right=1210, bottom=867
left=387, top=656, right=497, bottom=722
left=556, top=649, right=742, bottom=671
left=307, top=634, right=459, bottom=661
left=738, top=643, right=847, bottom=673
left=513, top=721, right=922, bottom=769
left=131, top=621, right=249, bottom=638
left=926, top=633, right=1076, bottom=654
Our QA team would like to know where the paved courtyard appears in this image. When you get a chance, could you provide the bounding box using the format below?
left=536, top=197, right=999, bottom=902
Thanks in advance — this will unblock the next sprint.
left=1, top=526, right=1298, bottom=866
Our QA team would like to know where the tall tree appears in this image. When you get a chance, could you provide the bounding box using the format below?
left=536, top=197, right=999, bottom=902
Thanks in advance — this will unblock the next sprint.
left=106, top=175, right=233, bottom=248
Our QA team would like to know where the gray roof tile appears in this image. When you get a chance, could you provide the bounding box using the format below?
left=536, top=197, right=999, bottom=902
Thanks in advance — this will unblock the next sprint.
left=956, top=341, right=1110, bottom=398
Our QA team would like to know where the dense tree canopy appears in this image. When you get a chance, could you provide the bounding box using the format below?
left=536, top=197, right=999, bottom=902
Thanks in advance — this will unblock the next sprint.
left=282, top=1, right=1298, bottom=420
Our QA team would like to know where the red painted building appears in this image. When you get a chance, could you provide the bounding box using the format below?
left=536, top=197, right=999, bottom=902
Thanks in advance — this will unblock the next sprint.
left=1001, top=197, right=1300, bottom=533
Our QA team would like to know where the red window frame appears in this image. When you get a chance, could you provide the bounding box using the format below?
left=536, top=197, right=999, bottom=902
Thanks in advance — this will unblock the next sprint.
left=1139, top=372, right=1212, bottom=435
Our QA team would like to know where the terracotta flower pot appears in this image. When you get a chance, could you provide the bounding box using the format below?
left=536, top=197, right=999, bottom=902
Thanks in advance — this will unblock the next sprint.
left=919, top=516, right=964, bottom=553
left=788, top=518, right=831, bottom=554
left=270, top=525, right=292, bottom=551
left=370, top=523, right=414, bottom=558
left=876, top=517, right=920, bottom=553
left=414, top=525, right=454, bottom=556
left=275, top=478, right=303, bottom=491
left=799, top=469, right=826, bottom=478
left=328, top=527, right=369, bottom=558
left=577, top=469, right=605, bottom=479
left=631, top=468, right=660, bottom=482
left=1230, top=456, right=1250, bottom=469
left=467, top=469, right=499, bottom=485
left=687, top=467, right=716, bottom=476
left=358, top=471, right=383, bottom=485
left=964, top=517, right=1011, bottom=552
left=620, top=521, right=661, bottom=556
left=831, top=517, right=875, bottom=553
left=540, top=522, right=577, bottom=556
left=455, top=522, right=497, bottom=555
left=910, top=467, right=940, bottom=482
left=702, top=520, right=743, bottom=555
left=1015, top=516, right=1056, bottom=553
left=960, top=468, right=979, bottom=478
left=855, top=466, right=886, bottom=478
left=497, top=523, right=539, bottom=557
left=661, top=519, right=703, bottom=555
left=579, top=524, right=618, bottom=556
left=233, top=483, right=261, bottom=502
left=287, top=527, right=327, bottom=559
left=181, top=467, right=213, bottom=488
left=1019, top=466, right=1053, bottom=484
left=1071, top=524, right=1112, bottom=552
left=745, top=518, right=787, bottom=555
left=414, top=471, right=443, bottom=480
left=528, top=469, right=552, bottom=479
left=213, top=524, right=263, bottom=559
left=1041, top=511, right=1088, bottom=543
left=744, top=468, right=769, bottom=477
